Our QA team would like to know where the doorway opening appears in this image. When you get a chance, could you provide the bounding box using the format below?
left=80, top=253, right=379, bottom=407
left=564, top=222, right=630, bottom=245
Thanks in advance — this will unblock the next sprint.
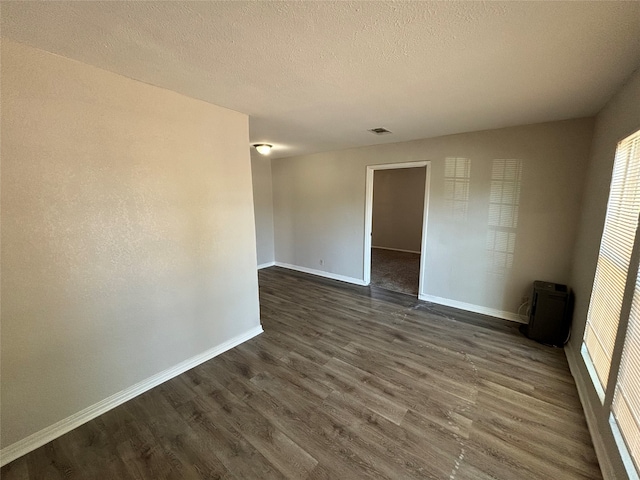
left=364, top=162, right=431, bottom=297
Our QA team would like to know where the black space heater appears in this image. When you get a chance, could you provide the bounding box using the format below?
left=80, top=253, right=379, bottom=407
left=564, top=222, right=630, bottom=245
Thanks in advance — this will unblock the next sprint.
left=520, top=281, right=572, bottom=347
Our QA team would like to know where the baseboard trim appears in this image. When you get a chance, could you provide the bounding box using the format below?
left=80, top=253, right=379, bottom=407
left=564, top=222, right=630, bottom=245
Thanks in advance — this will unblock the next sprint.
left=274, top=262, right=367, bottom=286
left=418, top=293, right=524, bottom=323
left=565, top=343, right=615, bottom=480
left=257, top=261, right=275, bottom=270
left=372, top=246, right=421, bottom=254
left=0, top=325, right=264, bottom=467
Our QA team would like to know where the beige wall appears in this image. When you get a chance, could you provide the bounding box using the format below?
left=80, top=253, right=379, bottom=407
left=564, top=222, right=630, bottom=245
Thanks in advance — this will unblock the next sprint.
left=251, top=156, right=275, bottom=266
left=0, top=41, right=261, bottom=449
left=567, top=68, right=640, bottom=479
left=372, top=167, right=426, bottom=252
left=272, top=118, right=594, bottom=315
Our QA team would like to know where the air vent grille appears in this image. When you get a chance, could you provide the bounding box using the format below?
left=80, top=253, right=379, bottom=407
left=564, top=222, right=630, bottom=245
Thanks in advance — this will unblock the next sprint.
left=368, top=127, right=392, bottom=135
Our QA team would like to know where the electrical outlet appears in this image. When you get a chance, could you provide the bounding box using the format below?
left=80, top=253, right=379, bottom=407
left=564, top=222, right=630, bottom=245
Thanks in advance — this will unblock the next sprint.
left=319, top=259, right=324, bottom=266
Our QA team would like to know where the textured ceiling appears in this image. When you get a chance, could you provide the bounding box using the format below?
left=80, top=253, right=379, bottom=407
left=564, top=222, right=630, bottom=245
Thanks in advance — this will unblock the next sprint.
left=2, top=1, right=640, bottom=159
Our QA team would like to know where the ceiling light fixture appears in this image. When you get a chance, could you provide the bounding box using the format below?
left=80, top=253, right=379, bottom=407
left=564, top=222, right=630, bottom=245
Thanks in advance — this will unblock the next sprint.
left=253, top=144, right=273, bottom=155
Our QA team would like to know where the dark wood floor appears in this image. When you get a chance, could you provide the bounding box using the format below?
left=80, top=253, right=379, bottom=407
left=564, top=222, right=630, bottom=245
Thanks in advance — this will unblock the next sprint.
left=2, top=267, right=602, bottom=479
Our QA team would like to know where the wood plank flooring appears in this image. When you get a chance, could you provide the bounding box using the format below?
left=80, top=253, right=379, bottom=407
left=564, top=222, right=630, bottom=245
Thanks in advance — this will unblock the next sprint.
left=1, top=266, right=602, bottom=479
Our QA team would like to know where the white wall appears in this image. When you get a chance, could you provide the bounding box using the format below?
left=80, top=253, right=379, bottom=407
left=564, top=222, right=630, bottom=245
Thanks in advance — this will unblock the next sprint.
left=372, top=167, right=426, bottom=253
left=272, top=118, right=594, bottom=316
left=0, top=41, right=261, bottom=452
left=567, top=68, right=640, bottom=480
left=251, top=156, right=275, bottom=266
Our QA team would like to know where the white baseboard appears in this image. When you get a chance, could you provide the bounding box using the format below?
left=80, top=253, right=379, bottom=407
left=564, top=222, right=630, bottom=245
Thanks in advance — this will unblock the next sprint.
left=274, top=262, right=367, bottom=286
left=0, top=325, right=264, bottom=467
left=257, top=261, right=275, bottom=270
left=372, top=246, right=421, bottom=254
left=418, top=293, right=524, bottom=323
left=565, top=343, right=616, bottom=480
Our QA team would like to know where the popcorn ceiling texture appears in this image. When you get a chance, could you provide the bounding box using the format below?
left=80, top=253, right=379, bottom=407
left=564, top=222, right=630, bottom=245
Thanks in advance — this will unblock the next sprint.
left=2, top=1, right=639, bottom=158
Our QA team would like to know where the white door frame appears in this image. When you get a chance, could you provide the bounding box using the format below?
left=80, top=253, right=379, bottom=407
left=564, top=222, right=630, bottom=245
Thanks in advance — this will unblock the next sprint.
left=363, top=161, right=432, bottom=297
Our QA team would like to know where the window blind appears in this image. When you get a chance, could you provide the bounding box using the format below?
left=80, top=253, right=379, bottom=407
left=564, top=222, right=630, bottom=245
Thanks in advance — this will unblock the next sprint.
left=612, top=258, right=640, bottom=472
left=584, top=130, right=640, bottom=390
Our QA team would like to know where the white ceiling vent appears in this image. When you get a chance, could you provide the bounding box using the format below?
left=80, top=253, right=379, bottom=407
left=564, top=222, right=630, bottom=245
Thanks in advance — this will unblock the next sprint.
left=368, top=127, right=392, bottom=135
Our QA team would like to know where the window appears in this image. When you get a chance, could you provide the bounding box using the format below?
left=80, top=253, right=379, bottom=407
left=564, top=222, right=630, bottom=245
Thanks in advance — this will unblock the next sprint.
left=612, top=262, right=640, bottom=473
left=583, top=130, right=640, bottom=391
left=583, top=129, right=640, bottom=474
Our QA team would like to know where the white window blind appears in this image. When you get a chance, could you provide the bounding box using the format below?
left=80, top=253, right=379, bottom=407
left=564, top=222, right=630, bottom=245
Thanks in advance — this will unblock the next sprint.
left=611, top=256, right=640, bottom=468
left=584, top=130, right=640, bottom=390
left=612, top=259, right=640, bottom=473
